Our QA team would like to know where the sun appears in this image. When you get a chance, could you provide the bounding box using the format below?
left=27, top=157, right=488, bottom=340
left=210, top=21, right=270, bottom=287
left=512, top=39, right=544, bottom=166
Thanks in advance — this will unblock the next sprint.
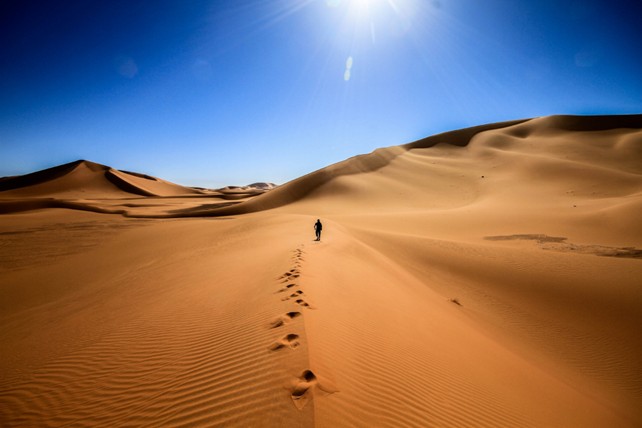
left=323, top=0, right=412, bottom=51
left=352, top=0, right=383, bottom=12
left=326, top=0, right=380, bottom=10
left=350, top=0, right=406, bottom=17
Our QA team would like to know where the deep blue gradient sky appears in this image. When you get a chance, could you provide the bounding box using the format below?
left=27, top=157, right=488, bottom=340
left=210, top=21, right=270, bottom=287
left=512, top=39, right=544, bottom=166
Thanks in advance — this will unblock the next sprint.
left=1, top=0, right=641, bottom=187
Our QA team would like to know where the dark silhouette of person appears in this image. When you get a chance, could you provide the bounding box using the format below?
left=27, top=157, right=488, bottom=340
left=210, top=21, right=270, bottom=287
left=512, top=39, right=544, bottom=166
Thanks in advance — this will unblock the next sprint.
left=314, top=219, right=322, bottom=241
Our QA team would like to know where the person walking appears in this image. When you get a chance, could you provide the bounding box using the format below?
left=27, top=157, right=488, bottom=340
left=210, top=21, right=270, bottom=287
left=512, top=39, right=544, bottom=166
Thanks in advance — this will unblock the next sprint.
left=314, top=219, right=323, bottom=241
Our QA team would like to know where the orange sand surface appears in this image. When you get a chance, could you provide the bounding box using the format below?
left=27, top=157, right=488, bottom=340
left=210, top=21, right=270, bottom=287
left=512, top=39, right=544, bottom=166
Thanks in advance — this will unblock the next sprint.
left=1, top=115, right=641, bottom=427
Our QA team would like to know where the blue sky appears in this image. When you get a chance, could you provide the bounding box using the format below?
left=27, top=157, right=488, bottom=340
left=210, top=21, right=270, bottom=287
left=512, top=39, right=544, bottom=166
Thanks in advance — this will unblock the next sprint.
left=1, top=0, right=640, bottom=187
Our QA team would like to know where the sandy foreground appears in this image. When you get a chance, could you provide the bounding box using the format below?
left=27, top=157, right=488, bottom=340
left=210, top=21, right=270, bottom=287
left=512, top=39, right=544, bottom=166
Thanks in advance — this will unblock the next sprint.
left=1, top=115, right=641, bottom=427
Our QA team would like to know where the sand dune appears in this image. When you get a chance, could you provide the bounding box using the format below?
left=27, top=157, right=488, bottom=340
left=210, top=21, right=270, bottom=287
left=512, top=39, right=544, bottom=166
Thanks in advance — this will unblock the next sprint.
left=0, top=160, right=271, bottom=216
left=1, top=115, right=641, bottom=426
left=0, top=160, right=204, bottom=198
left=169, top=114, right=641, bottom=219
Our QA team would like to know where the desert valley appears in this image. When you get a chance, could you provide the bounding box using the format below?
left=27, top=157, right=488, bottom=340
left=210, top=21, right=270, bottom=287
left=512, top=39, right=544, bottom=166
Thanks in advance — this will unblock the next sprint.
left=1, top=114, right=641, bottom=427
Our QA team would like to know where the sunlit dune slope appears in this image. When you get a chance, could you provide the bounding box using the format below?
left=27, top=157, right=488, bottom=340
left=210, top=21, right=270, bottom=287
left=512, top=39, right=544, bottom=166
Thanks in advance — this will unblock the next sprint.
left=194, top=118, right=528, bottom=215
left=188, top=114, right=641, bottom=223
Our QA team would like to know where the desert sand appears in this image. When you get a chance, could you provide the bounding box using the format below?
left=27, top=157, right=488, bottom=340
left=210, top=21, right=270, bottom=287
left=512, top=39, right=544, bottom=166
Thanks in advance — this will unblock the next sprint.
left=1, top=114, right=641, bottom=427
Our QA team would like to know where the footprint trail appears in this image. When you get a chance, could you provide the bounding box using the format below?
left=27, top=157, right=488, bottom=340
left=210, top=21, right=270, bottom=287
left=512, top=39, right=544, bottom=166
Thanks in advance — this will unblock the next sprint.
left=266, top=244, right=328, bottom=409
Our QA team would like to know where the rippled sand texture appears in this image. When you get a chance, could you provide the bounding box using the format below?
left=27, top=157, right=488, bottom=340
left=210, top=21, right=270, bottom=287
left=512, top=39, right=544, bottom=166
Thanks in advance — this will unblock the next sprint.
left=1, top=115, right=641, bottom=426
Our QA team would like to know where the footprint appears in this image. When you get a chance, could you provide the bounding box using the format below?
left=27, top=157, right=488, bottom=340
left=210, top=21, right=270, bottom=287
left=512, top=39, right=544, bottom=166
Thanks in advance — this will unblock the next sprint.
left=270, top=313, right=299, bottom=328
left=269, top=334, right=300, bottom=351
left=270, top=319, right=285, bottom=328
left=290, top=369, right=337, bottom=409
left=282, top=291, right=303, bottom=301
left=276, top=283, right=297, bottom=294
left=291, top=370, right=317, bottom=409
left=269, top=312, right=302, bottom=329
left=295, top=299, right=311, bottom=308
left=280, top=273, right=301, bottom=282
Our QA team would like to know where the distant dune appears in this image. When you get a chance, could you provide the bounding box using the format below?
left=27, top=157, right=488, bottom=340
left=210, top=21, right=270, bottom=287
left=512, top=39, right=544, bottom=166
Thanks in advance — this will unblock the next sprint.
left=1, top=115, right=641, bottom=427
left=0, top=159, right=204, bottom=198
left=0, top=160, right=274, bottom=215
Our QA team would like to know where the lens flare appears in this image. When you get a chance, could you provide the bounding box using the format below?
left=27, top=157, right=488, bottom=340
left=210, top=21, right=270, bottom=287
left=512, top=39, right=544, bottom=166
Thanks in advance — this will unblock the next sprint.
left=344, top=56, right=354, bottom=81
